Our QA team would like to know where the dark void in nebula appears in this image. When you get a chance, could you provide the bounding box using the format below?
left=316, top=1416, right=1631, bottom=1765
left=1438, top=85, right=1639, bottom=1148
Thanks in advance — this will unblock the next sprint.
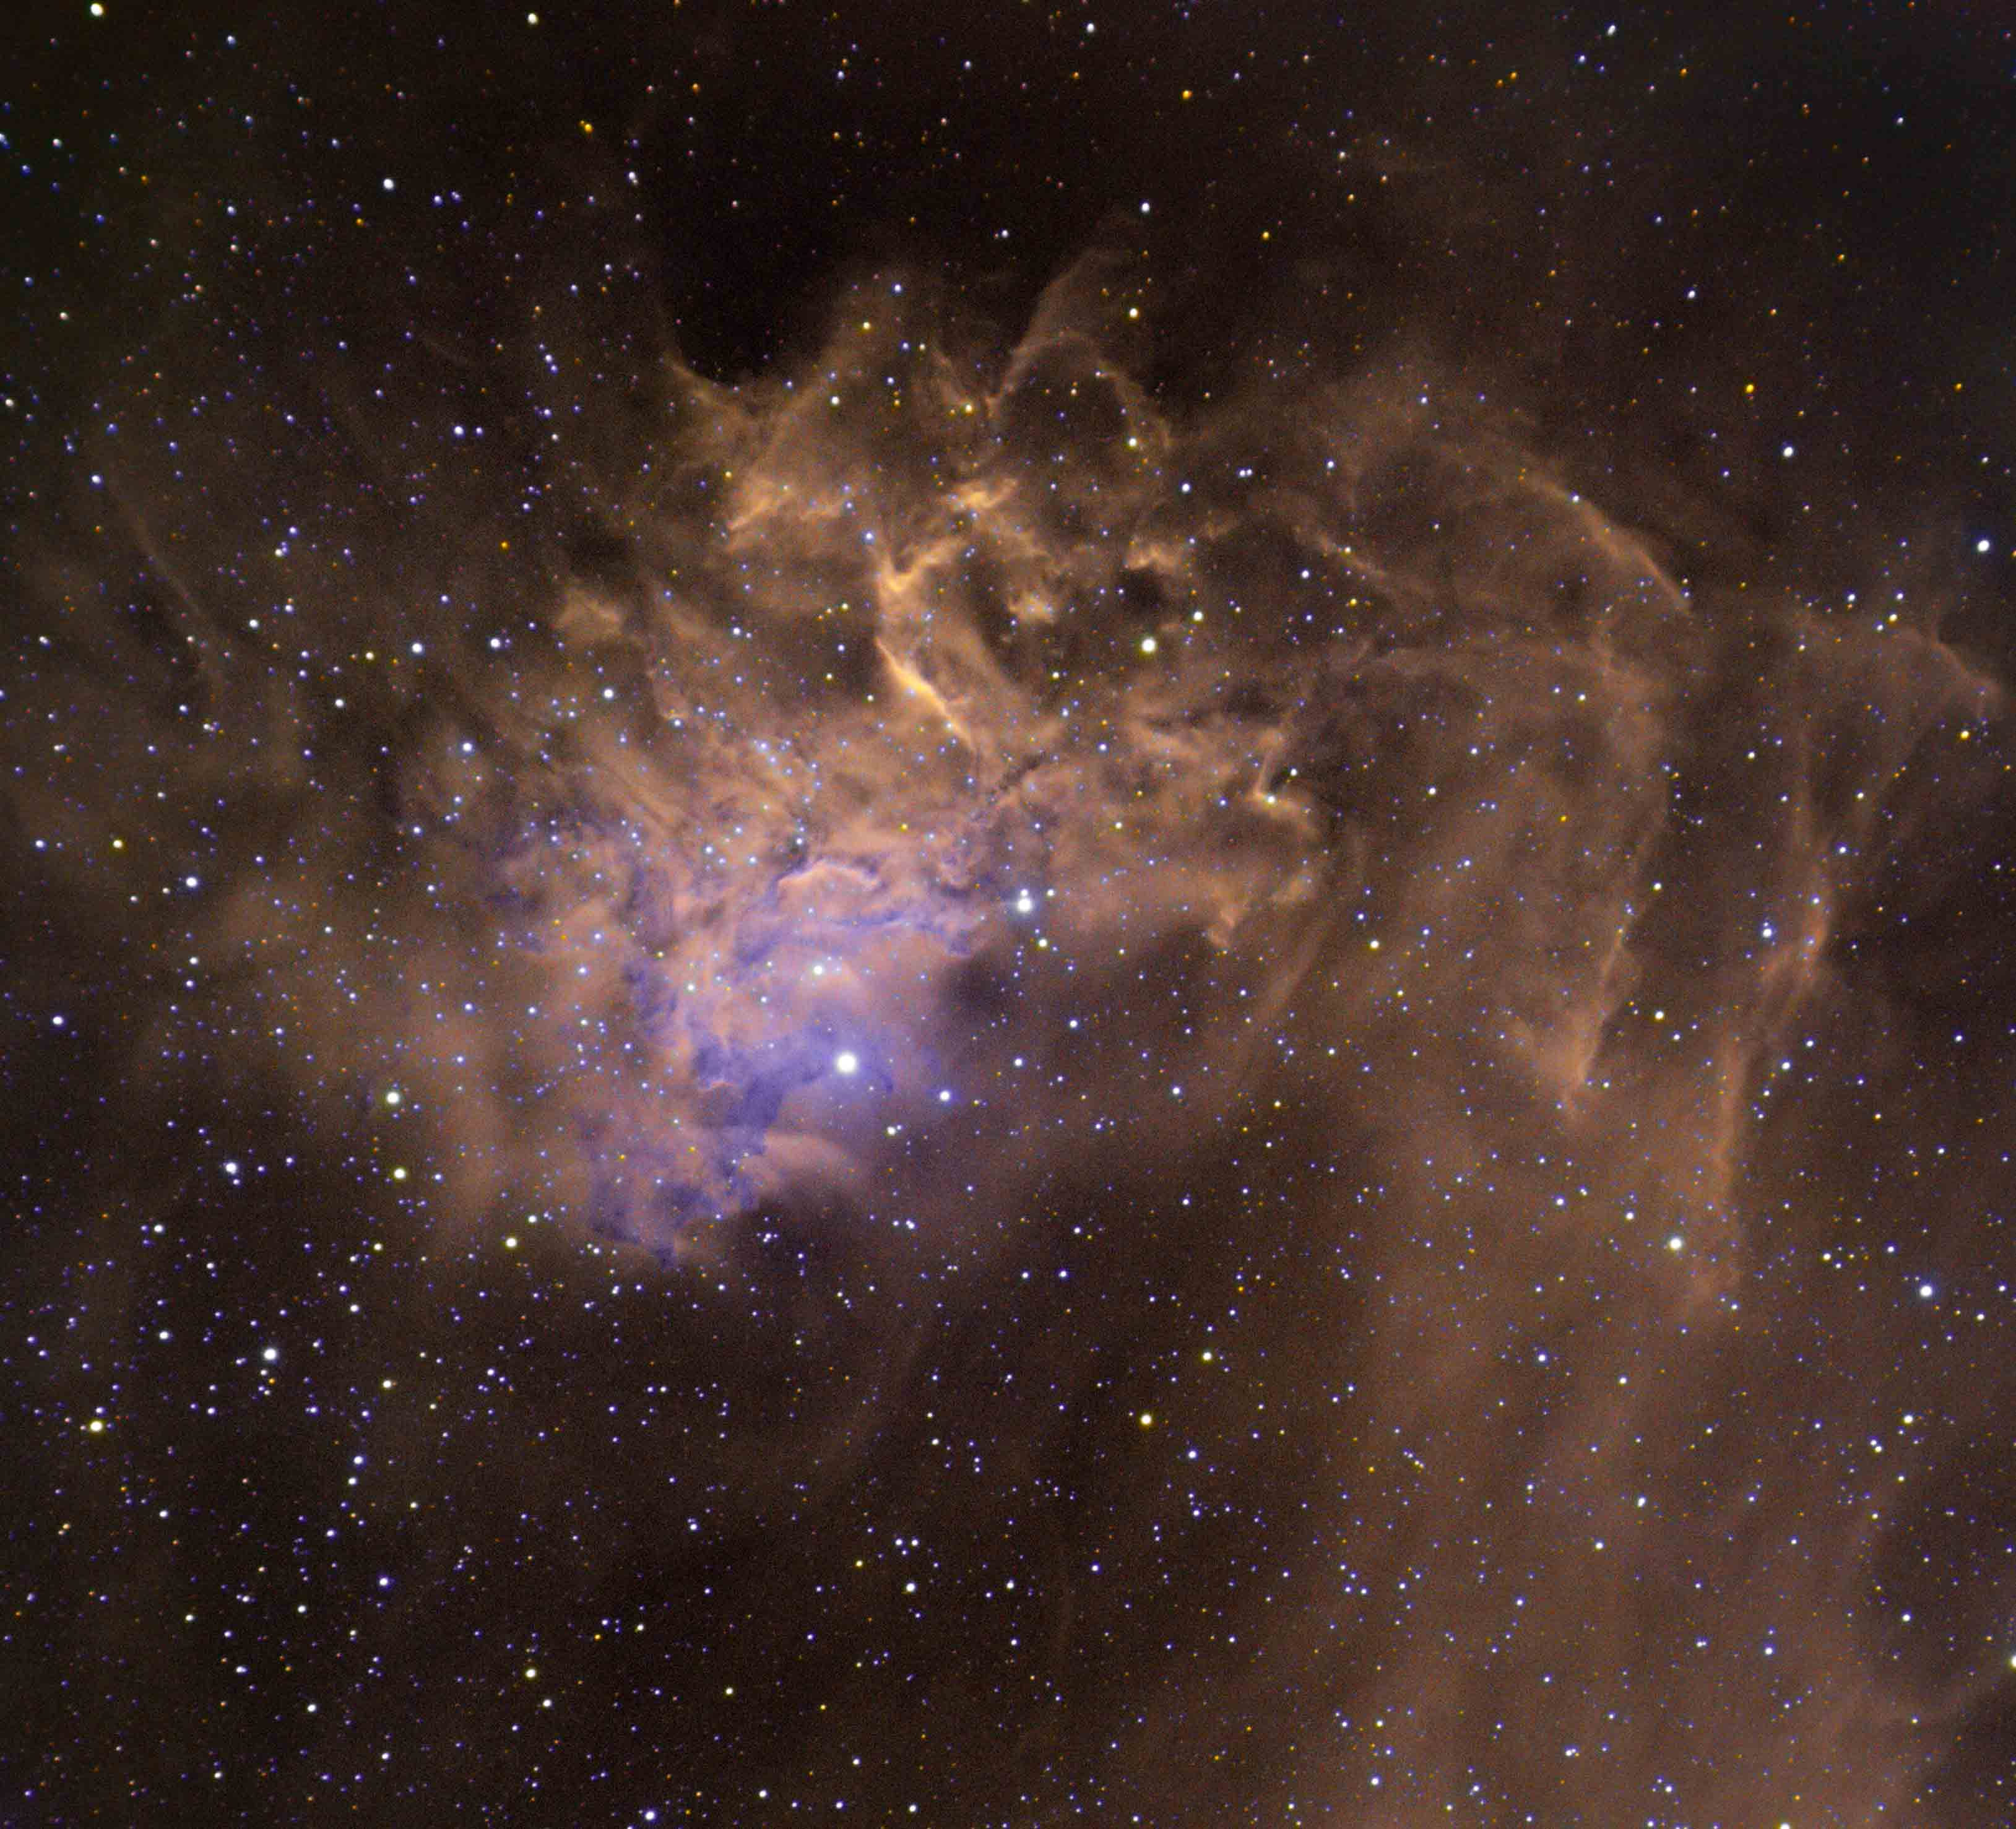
left=6, top=3, right=2016, bottom=1824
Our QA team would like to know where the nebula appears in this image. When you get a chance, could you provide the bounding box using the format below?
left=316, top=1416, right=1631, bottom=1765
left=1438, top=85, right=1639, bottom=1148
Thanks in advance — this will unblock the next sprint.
left=30, top=246, right=1998, bottom=1271
left=9, top=7, right=2016, bottom=1821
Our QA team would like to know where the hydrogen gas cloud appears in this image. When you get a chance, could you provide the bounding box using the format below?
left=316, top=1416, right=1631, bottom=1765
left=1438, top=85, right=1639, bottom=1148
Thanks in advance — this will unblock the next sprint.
left=26, top=245, right=1806, bottom=1256
left=9, top=7, right=2016, bottom=1824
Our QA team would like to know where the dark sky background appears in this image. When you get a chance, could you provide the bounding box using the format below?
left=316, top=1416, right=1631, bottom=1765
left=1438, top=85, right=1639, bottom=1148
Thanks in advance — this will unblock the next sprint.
left=6, top=1, right=2016, bottom=1823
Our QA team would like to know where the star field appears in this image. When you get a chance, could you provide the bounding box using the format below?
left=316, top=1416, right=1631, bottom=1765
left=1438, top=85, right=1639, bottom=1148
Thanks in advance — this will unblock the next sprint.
left=6, top=2, right=2016, bottom=1824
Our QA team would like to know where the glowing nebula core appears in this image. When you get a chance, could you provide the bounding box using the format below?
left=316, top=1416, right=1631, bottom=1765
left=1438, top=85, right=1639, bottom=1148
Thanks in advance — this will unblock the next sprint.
left=59, top=249, right=1994, bottom=1276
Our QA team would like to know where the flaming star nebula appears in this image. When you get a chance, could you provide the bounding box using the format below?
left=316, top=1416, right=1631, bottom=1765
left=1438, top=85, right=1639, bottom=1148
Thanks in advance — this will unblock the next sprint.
left=6, top=2, right=2016, bottom=1825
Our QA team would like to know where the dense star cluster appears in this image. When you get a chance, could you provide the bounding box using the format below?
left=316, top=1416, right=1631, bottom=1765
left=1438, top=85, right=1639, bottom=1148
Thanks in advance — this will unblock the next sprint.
left=6, top=2, right=2016, bottom=1823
